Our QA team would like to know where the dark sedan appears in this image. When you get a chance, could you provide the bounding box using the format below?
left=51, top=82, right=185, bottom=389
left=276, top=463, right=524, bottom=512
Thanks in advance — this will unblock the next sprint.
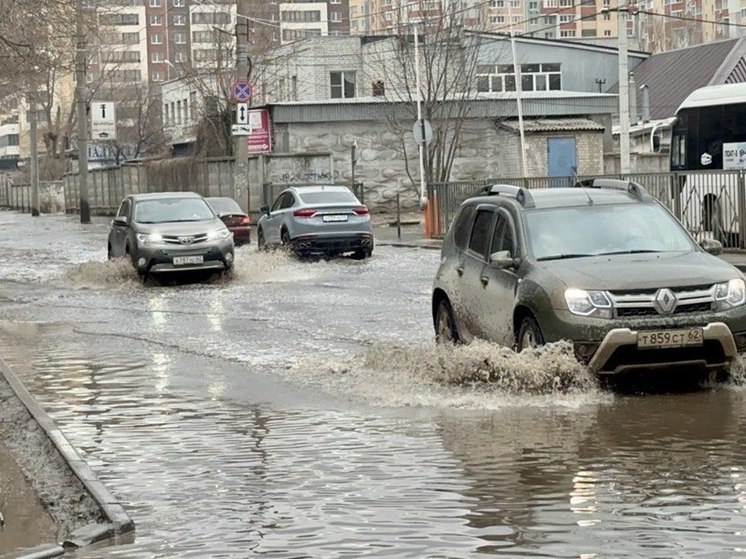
left=206, top=197, right=251, bottom=246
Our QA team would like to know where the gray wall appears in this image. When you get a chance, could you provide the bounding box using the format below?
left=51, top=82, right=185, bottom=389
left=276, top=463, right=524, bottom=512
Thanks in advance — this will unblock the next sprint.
left=478, top=37, right=647, bottom=95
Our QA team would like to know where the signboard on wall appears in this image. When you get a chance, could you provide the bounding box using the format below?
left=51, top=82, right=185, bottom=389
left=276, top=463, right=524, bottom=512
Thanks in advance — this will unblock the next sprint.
left=247, top=109, right=271, bottom=153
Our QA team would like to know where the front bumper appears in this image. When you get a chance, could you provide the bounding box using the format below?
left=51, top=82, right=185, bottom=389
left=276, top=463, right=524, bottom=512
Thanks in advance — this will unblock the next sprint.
left=586, top=322, right=737, bottom=375
left=538, top=308, right=746, bottom=375
left=136, top=240, right=234, bottom=274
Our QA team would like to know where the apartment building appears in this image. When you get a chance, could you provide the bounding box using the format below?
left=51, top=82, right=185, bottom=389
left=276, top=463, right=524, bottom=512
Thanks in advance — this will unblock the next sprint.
left=365, top=0, right=746, bottom=52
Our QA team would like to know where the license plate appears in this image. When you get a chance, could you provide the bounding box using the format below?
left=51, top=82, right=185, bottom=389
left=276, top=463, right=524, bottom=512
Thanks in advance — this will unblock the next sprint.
left=637, top=328, right=703, bottom=349
left=323, top=214, right=348, bottom=222
left=173, top=255, right=204, bottom=265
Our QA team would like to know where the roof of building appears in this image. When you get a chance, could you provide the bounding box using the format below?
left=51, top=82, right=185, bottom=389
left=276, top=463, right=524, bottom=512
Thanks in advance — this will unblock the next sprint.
left=499, top=118, right=606, bottom=133
left=608, top=38, right=746, bottom=120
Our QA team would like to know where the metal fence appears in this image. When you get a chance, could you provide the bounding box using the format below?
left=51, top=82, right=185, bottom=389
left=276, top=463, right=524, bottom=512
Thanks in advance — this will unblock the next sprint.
left=428, top=170, right=746, bottom=248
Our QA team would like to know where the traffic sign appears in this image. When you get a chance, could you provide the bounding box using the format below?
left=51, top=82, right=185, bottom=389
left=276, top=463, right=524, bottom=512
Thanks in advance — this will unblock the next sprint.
left=232, top=81, right=253, bottom=103
left=235, top=103, right=248, bottom=125
left=91, top=101, right=117, bottom=140
left=232, top=124, right=250, bottom=136
left=413, top=119, right=433, bottom=146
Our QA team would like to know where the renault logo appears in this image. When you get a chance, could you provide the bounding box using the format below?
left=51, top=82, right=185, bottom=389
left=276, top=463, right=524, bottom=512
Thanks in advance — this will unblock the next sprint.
left=654, top=288, right=677, bottom=315
left=179, top=236, right=195, bottom=245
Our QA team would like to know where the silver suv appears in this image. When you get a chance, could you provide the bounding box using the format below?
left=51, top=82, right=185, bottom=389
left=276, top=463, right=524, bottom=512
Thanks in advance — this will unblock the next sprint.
left=432, top=180, right=746, bottom=380
left=108, top=192, right=234, bottom=278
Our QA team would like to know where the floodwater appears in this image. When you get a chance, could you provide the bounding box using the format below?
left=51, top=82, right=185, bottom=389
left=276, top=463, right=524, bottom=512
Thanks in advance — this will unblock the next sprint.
left=1, top=210, right=746, bottom=558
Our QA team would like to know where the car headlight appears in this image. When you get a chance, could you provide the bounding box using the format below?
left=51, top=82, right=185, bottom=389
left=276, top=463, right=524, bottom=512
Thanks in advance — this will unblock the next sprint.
left=207, top=228, right=231, bottom=241
left=715, top=278, right=746, bottom=310
left=565, top=288, right=612, bottom=318
left=136, top=233, right=163, bottom=245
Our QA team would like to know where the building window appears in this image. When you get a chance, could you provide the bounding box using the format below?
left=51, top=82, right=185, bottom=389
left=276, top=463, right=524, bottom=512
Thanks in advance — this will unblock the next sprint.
left=149, top=0, right=160, bottom=6
left=173, top=32, right=187, bottom=44
left=122, top=32, right=139, bottom=44
left=174, top=51, right=187, bottom=63
left=152, top=51, right=164, bottom=62
left=476, top=63, right=561, bottom=92
left=173, top=0, right=185, bottom=6
left=173, top=14, right=186, bottom=25
left=150, top=15, right=162, bottom=25
left=151, top=33, right=163, bottom=44
left=330, top=71, right=356, bottom=99
left=330, top=11, right=342, bottom=22
left=152, top=71, right=162, bottom=81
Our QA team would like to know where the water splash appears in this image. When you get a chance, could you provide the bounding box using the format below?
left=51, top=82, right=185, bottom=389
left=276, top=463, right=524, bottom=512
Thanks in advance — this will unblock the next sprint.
left=230, top=247, right=359, bottom=284
left=58, top=258, right=140, bottom=289
left=728, top=354, right=746, bottom=387
left=284, top=340, right=602, bottom=409
left=363, top=340, right=598, bottom=393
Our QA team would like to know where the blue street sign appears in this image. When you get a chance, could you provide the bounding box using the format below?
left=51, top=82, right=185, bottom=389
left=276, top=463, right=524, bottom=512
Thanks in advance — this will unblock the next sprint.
left=232, top=80, right=254, bottom=103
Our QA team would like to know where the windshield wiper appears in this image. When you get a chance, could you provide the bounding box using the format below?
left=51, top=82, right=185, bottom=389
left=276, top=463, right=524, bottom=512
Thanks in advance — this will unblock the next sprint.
left=596, top=249, right=662, bottom=256
left=536, top=253, right=594, bottom=261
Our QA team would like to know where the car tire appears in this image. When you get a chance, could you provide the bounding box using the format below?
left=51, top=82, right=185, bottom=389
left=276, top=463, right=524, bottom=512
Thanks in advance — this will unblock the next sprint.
left=281, top=229, right=293, bottom=252
left=517, top=316, right=545, bottom=351
left=257, top=228, right=266, bottom=251
left=107, top=244, right=113, bottom=260
left=435, top=298, right=460, bottom=344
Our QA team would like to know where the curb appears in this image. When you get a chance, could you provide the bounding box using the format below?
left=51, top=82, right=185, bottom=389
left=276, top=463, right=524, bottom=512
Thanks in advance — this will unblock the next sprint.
left=377, top=240, right=442, bottom=250
left=0, top=357, right=135, bottom=557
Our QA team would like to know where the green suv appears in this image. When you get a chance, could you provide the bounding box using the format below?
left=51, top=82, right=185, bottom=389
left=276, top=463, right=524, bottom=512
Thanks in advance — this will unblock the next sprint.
left=431, top=180, right=746, bottom=379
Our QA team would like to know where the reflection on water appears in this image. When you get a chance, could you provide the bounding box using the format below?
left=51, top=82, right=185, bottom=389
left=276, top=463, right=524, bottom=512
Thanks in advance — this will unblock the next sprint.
left=2, top=321, right=746, bottom=558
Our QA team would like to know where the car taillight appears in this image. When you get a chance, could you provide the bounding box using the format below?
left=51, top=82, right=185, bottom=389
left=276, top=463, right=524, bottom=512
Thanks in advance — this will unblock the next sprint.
left=240, top=216, right=250, bottom=225
left=353, top=206, right=369, bottom=216
left=293, top=209, right=317, bottom=218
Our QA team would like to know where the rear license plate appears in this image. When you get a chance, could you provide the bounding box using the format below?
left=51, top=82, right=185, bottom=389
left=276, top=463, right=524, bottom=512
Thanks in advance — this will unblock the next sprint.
left=637, top=328, right=703, bottom=349
left=173, top=255, right=204, bottom=265
left=323, top=214, right=348, bottom=222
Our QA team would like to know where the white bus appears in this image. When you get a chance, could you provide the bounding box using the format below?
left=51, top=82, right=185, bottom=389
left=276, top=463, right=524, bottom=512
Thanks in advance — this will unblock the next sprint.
left=670, top=82, right=746, bottom=247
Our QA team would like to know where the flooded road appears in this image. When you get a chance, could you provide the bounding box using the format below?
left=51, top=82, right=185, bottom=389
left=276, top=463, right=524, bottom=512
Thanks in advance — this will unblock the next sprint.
left=1, top=211, right=746, bottom=558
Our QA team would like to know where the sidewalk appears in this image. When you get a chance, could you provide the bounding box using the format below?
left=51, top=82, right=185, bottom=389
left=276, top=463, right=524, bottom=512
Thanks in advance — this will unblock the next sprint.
left=372, top=215, right=746, bottom=272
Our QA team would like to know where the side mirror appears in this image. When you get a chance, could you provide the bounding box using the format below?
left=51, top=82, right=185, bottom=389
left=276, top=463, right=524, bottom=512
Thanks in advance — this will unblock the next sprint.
left=700, top=238, right=723, bottom=255
left=489, top=250, right=514, bottom=269
left=260, top=205, right=270, bottom=216
left=113, top=216, right=128, bottom=226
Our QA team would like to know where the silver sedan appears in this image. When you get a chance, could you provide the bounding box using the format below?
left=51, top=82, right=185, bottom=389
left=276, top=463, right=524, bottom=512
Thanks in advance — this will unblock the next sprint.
left=257, top=185, right=373, bottom=259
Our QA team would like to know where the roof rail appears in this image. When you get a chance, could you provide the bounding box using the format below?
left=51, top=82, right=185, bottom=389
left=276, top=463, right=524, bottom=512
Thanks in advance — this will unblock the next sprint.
left=480, top=183, right=535, bottom=208
left=574, top=178, right=651, bottom=201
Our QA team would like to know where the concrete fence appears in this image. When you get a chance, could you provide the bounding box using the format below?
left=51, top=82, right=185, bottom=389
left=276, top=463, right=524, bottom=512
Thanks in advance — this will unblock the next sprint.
left=0, top=175, right=64, bottom=213
left=63, top=158, right=235, bottom=215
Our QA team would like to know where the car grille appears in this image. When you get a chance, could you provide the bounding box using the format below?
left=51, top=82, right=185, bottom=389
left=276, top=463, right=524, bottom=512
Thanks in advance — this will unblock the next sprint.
left=609, top=285, right=715, bottom=318
left=162, top=233, right=209, bottom=246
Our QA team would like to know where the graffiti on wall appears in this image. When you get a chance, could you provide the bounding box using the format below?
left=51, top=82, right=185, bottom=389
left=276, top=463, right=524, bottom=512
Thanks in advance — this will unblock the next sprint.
left=268, top=155, right=338, bottom=184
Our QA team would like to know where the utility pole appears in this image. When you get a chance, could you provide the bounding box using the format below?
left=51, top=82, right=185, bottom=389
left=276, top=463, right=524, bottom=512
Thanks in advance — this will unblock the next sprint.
left=414, top=25, right=427, bottom=208
left=617, top=0, right=631, bottom=175
left=234, top=0, right=250, bottom=212
left=76, top=0, right=90, bottom=223
left=29, top=90, right=39, bottom=217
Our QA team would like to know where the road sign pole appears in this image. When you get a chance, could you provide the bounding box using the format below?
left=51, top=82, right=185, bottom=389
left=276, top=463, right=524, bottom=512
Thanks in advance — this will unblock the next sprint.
left=233, top=0, right=251, bottom=214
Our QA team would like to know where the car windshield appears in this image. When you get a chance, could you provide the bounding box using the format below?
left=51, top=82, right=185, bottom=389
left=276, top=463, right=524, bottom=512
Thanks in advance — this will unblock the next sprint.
left=134, top=198, right=214, bottom=223
left=207, top=197, right=243, bottom=214
left=298, top=191, right=357, bottom=204
left=526, top=203, right=694, bottom=260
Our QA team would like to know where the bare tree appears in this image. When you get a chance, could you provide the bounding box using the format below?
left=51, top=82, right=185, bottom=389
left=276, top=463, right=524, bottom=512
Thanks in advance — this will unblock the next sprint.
left=366, top=0, right=485, bottom=191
